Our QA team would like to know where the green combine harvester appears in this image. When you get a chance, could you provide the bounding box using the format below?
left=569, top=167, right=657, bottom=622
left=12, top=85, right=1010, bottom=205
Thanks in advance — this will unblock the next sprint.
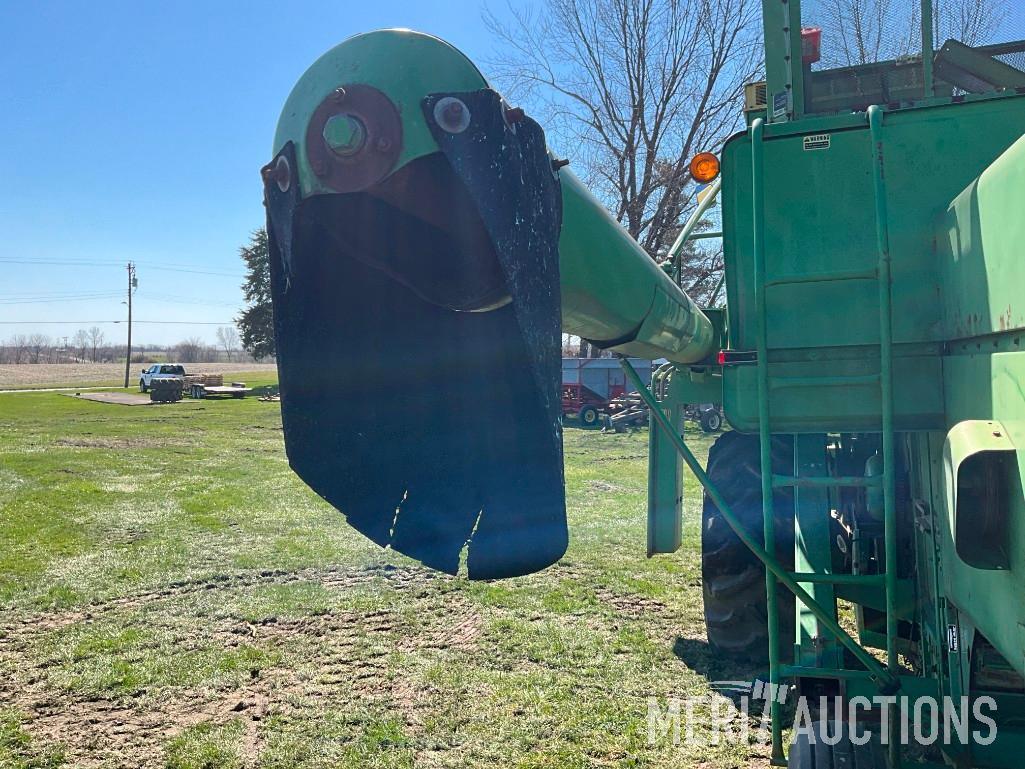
left=262, top=4, right=1025, bottom=766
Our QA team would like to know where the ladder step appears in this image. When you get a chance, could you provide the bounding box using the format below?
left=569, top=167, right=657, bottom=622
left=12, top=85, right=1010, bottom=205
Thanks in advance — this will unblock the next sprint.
left=780, top=665, right=876, bottom=681
left=788, top=571, right=886, bottom=586
left=772, top=474, right=883, bottom=489
left=769, top=373, right=880, bottom=389
left=765, top=267, right=877, bottom=287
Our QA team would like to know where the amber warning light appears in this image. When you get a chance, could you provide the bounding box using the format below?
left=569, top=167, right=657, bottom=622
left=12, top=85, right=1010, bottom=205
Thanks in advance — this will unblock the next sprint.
left=689, top=152, right=720, bottom=183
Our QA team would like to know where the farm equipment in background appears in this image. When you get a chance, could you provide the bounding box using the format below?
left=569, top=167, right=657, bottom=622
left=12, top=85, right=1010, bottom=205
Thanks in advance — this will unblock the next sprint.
left=601, top=391, right=648, bottom=432
left=684, top=402, right=722, bottom=433
left=600, top=393, right=722, bottom=434
left=560, top=382, right=613, bottom=428
left=264, top=11, right=1025, bottom=766
left=561, top=356, right=651, bottom=427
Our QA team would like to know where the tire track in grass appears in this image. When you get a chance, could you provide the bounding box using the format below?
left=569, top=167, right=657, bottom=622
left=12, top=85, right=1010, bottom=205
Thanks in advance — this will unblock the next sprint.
left=0, top=563, right=430, bottom=638
left=0, top=564, right=488, bottom=767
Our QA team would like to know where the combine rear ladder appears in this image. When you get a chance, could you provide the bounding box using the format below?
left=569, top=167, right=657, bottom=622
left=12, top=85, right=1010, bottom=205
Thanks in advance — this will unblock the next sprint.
left=620, top=106, right=904, bottom=767
left=749, top=107, right=901, bottom=765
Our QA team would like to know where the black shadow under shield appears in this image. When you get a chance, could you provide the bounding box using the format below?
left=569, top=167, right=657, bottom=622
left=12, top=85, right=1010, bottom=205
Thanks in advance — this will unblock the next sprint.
left=264, top=92, right=566, bottom=579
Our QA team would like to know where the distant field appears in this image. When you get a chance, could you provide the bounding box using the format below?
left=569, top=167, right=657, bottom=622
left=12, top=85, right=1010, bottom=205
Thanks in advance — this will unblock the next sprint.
left=0, top=362, right=278, bottom=390
left=0, top=380, right=768, bottom=768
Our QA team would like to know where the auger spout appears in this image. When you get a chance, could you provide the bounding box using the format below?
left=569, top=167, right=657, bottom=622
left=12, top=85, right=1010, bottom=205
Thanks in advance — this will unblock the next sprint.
left=262, top=29, right=714, bottom=580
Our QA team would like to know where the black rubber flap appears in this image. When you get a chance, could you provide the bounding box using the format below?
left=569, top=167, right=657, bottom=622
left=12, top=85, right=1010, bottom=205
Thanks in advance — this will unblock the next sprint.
left=264, top=92, right=566, bottom=579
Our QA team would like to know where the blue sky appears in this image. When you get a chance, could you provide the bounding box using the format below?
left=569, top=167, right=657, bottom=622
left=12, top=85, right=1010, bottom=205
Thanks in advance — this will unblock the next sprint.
left=0, top=1, right=510, bottom=347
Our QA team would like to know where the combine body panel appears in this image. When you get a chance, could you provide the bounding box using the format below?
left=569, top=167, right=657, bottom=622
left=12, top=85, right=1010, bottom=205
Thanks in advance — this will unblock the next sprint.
left=720, top=97, right=1025, bottom=433
left=266, top=12, right=1025, bottom=768
left=933, top=134, right=1025, bottom=687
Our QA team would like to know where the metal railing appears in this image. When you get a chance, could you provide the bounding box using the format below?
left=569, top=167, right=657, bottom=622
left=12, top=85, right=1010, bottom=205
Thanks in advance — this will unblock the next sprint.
left=621, top=105, right=905, bottom=765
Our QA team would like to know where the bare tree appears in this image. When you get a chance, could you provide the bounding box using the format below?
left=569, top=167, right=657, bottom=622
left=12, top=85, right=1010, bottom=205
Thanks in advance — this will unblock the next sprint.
left=88, top=327, right=105, bottom=363
left=174, top=337, right=205, bottom=364
left=216, top=326, right=240, bottom=362
left=27, top=334, right=49, bottom=364
left=486, top=0, right=759, bottom=275
left=810, top=0, right=1008, bottom=68
left=10, top=335, right=29, bottom=364
left=674, top=214, right=725, bottom=304
left=73, top=329, right=90, bottom=362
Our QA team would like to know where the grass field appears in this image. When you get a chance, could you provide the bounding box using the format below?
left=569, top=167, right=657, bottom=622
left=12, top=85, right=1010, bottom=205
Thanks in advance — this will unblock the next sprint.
left=0, top=363, right=279, bottom=391
left=0, top=375, right=771, bottom=768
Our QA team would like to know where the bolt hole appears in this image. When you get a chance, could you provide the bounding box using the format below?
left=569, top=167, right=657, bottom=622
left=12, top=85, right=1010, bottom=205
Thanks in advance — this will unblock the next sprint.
left=433, top=97, right=470, bottom=134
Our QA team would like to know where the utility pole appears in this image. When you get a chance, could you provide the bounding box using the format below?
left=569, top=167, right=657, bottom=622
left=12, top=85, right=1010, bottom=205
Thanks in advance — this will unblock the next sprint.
left=123, top=262, right=136, bottom=388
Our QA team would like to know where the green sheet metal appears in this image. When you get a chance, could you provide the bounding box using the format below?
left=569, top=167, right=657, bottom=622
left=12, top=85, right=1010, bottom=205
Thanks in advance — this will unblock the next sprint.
left=936, top=133, right=1025, bottom=678
left=272, top=29, right=714, bottom=366
left=273, top=30, right=489, bottom=197
left=939, top=132, right=1025, bottom=340
left=721, top=96, right=1025, bottom=433
left=646, top=365, right=683, bottom=556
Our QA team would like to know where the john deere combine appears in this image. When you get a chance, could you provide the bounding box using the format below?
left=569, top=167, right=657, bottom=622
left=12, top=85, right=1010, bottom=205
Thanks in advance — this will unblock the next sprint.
left=262, top=4, right=1025, bottom=766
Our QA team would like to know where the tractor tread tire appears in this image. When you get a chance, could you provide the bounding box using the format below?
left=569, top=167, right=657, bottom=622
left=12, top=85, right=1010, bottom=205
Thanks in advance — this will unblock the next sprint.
left=702, top=431, right=795, bottom=663
left=787, top=721, right=887, bottom=768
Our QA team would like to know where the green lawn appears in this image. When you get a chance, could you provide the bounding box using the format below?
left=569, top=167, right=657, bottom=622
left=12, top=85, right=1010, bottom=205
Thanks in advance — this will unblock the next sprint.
left=0, top=378, right=769, bottom=768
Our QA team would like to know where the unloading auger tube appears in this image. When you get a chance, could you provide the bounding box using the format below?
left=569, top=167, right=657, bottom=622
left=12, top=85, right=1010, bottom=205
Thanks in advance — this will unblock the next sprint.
left=262, top=29, right=715, bottom=580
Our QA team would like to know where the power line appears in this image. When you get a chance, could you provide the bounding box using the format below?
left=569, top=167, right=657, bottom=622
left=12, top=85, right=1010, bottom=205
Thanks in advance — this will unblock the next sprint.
left=0, top=294, right=239, bottom=306
left=0, top=258, right=123, bottom=267
left=0, top=289, right=240, bottom=307
left=141, top=292, right=240, bottom=307
left=0, top=289, right=125, bottom=299
left=0, top=293, right=124, bottom=305
left=0, top=319, right=236, bottom=325
left=145, top=265, right=243, bottom=277
left=0, top=258, right=243, bottom=278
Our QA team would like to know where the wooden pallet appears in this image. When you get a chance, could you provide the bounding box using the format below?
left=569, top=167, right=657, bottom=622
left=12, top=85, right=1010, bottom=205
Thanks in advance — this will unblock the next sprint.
left=187, top=382, right=251, bottom=399
left=183, top=373, right=223, bottom=387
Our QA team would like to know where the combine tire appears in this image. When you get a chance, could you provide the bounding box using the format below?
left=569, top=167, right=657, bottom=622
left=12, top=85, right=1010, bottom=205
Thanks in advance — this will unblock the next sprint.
left=787, top=721, right=886, bottom=768
left=578, top=405, right=600, bottom=427
left=702, top=431, right=795, bottom=662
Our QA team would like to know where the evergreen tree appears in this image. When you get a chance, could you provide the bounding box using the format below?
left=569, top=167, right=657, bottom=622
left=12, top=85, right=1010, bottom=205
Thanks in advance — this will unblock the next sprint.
left=236, top=229, right=275, bottom=360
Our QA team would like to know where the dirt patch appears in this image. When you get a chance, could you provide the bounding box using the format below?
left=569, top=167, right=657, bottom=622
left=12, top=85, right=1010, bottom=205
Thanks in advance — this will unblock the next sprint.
left=26, top=692, right=237, bottom=769
left=66, top=392, right=155, bottom=406
left=399, top=607, right=483, bottom=654
left=0, top=565, right=450, bottom=768
left=594, top=586, right=668, bottom=617
left=548, top=562, right=670, bottom=619
left=589, top=480, right=625, bottom=492
left=0, top=565, right=429, bottom=639
left=54, top=436, right=167, bottom=449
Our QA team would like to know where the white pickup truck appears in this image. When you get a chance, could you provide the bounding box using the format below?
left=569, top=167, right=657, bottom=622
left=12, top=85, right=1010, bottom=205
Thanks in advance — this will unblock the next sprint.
left=138, top=364, right=186, bottom=392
